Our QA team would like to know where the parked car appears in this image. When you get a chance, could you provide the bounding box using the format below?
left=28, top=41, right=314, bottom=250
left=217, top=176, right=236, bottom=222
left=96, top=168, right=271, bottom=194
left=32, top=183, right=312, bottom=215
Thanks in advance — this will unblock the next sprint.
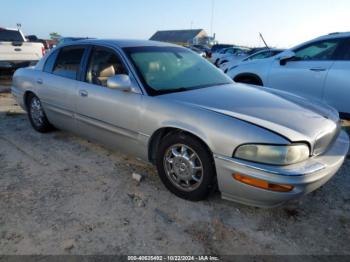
left=26, top=35, right=51, bottom=50
left=216, top=47, right=268, bottom=68
left=186, top=46, right=206, bottom=58
left=192, top=44, right=211, bottom=57
left=0, top=27, right=45, bottom=73
left=220, top=49, right=285, bottom=73
left=227, top=32, right=350, bottom=119
left=211, top=44, right=234, bottom=54
left=210, top=47, right=249, bottom=66
left=12, top=39, right=349, bottom=207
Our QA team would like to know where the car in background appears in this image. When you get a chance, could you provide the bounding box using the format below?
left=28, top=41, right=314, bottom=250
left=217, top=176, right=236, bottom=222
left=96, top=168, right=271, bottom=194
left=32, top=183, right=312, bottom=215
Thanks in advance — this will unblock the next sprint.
left=11, top=39, right=349, bottom=207
left=186, top=46, right=207, bottom=58
left=216, top=47, right=268, bottom=68
left=56, top=37, right=93, bottom=47
left=26, top=35, right=51, bottom=50
left=0, top=27, right=45, bottom=73
left=227, top=32, right=350, bottom=119
left=192, top=44, right=211, bottom=57
left=210, top=47, right=249, bottom=66
left=220, top=49, right=285, bottom=73
left=211, top=44, right=234, bottom=54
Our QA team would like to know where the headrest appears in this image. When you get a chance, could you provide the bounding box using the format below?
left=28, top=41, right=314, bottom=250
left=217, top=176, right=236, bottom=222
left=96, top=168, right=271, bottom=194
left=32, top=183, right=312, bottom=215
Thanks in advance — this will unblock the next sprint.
left=99, top=65, right=115, bottom=78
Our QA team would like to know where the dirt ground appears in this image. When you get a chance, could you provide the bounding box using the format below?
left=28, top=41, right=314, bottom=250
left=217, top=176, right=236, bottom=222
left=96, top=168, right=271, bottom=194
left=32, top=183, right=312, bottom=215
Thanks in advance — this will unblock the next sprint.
left=0, top=77, right=350, bottom=256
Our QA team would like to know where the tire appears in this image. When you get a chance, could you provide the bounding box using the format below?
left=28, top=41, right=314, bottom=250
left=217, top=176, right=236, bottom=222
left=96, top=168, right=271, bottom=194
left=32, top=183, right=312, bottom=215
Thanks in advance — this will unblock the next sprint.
left=156, top=132, right=216, bottom=201
left=27, top=94, right=54, bottom=133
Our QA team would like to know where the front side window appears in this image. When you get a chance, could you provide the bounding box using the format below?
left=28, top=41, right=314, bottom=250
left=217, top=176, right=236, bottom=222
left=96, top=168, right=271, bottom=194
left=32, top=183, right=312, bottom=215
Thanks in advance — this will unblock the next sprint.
left=294, top=40, right=341, bottom=61
left=86, top=48, right=127, bottom=87
left=52, top=47, right=85, bottom=80
left=124, top=46, right=232, bottom=96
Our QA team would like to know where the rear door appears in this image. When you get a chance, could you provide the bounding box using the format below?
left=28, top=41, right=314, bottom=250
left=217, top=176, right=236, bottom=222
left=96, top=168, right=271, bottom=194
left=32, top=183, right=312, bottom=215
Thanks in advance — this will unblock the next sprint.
left=266, top=39, right=342, bottom=101
left=75, top=45, right=144, bottom=157
left=323, top=37, right=350, bottom=116
left=38, top=46, right=86, bottom=131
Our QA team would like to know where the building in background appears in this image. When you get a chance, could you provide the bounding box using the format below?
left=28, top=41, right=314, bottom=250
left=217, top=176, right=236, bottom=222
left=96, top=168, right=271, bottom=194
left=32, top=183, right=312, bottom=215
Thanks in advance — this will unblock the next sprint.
left=150, top=29, right=216, bottom=46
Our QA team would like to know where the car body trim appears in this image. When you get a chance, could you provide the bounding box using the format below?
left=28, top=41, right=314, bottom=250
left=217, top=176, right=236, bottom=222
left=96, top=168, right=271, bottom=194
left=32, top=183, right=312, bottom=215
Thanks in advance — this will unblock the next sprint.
left=213, top=154, right=326, bottom=177
left=75, top=113, right=149, bottom=140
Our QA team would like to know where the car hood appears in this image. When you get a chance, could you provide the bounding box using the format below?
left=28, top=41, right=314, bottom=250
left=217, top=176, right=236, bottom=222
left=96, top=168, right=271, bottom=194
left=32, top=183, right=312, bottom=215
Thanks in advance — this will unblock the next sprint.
left=160, top=83, right=339, bottom=144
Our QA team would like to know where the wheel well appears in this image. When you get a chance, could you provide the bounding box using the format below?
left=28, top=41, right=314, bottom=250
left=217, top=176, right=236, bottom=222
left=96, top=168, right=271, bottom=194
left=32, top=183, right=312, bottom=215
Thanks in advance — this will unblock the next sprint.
left=23, top=91, right=36, bottom=111
left=234, top=73, right=263, bottom=86
left=148, top=127, right=213, bottom=164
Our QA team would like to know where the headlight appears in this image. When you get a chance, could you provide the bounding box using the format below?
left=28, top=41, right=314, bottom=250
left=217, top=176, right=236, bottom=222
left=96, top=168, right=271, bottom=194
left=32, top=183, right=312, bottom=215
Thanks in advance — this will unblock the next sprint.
left=234, top=144, right=310, bottom=165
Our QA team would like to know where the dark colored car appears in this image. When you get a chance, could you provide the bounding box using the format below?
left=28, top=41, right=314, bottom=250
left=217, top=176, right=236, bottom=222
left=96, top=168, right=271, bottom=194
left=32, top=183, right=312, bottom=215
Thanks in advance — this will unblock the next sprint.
left=211, top=44, right=234, bottom=53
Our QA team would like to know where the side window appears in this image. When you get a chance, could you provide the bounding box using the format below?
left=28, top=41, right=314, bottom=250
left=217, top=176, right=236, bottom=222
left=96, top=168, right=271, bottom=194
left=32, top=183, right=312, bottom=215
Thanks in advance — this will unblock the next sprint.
left=294, top=39, right=341, bottom=61
left=333, top=38, right=350, bottom=60
left=43, top=50, right=58, bottom=73
left=86, top=48, right=127, bottom=87
left=52, top=47, right=85, bottom=80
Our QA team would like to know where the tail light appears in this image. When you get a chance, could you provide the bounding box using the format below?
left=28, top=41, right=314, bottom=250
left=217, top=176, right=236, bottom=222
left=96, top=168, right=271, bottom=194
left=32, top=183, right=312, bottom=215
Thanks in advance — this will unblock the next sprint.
left=41, top=46, right=46, bottom=57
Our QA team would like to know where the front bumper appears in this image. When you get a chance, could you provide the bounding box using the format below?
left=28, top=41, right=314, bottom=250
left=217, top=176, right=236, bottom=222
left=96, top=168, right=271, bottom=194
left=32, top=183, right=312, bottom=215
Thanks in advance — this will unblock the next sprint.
left=214, top=130, right=349, bottom=207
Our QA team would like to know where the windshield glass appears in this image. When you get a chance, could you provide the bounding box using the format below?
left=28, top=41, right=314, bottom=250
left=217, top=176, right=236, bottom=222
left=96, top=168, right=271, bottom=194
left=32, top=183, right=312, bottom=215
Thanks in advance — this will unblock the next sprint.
left=124, top=46, right=232, bottom=96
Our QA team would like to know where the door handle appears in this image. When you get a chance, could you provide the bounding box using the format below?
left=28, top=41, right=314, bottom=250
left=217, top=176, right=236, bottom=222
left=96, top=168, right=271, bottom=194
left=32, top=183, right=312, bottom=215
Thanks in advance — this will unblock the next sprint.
left=310, top=68, right=326, bottom=72
left=36, top=79, right=43, bottom=85
left=79, top=90, right=88, bottom=97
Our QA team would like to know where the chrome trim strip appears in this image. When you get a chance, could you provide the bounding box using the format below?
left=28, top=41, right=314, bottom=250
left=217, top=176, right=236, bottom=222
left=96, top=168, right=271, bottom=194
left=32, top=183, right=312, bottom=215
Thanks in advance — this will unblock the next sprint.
left=42, top=102, right=74, bottom=118
left=213, top=154, right=326, bottom=177
left=75, top=113, right=140, bottom=140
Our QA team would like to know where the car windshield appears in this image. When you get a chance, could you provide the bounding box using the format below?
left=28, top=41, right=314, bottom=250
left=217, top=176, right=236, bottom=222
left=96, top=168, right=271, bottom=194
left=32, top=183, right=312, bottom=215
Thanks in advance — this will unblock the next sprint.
left=124, top=46, right=232, bottom=96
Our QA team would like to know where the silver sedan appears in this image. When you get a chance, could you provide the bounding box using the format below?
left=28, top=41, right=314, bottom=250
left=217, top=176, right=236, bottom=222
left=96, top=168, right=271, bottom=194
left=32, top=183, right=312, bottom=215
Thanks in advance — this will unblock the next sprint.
left=11, top=39, right=349, bottom=207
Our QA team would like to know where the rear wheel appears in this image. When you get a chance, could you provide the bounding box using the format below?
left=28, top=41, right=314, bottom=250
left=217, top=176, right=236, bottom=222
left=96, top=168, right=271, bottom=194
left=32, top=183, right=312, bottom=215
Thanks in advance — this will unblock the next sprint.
left=27, top=94, right=54, bottom=133
left=156, top=132, right=216, bottom=201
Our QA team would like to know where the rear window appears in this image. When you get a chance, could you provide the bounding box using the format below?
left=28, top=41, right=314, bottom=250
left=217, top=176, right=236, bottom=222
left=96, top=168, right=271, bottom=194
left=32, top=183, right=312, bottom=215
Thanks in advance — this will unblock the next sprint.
left=0, top=29, right=24, bottom=42
left=52, top=47, right=85, bottom=80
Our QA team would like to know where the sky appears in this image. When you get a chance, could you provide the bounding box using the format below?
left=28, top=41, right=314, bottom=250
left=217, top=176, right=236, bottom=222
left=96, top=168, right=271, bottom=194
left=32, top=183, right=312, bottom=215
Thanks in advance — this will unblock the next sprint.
left=1, top=0, right=350, bottom=48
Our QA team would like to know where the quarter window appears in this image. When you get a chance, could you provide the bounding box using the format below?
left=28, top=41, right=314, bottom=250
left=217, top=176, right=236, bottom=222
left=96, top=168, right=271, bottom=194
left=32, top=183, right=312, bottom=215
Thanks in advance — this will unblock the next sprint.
left=52, top=47, right=85, bottom=80
left=43, top=50, right=58, bottom=73
left=86, top=48, right=127, bottom=87
left=294, top=40, right=341, bottom=61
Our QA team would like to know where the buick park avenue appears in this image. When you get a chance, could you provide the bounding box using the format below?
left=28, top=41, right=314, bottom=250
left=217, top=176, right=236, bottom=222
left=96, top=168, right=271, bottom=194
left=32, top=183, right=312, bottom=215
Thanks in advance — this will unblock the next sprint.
left=11, top=39, right=349, bottom=207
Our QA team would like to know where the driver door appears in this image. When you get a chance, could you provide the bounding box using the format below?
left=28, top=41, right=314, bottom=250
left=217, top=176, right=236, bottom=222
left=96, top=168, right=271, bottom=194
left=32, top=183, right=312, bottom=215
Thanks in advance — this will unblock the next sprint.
left=75, top=46, right=144, bottom=158
left=266, top=39, right=342, bottom=101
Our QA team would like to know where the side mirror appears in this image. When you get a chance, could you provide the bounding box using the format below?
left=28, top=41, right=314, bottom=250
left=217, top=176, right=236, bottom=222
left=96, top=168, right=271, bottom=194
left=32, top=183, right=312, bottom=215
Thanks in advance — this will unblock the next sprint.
left=107, top=74, right=132, bottom=92
left=278, top=51, right=296, bottom=66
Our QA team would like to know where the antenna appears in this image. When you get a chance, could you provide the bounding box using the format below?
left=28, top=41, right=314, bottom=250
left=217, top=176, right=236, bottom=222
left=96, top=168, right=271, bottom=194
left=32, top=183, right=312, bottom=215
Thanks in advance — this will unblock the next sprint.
left=210, top=0, right=215, bottom=36
left=259, top=33, right=269, bottom=49
left=16, top=23, right=22, bottom=30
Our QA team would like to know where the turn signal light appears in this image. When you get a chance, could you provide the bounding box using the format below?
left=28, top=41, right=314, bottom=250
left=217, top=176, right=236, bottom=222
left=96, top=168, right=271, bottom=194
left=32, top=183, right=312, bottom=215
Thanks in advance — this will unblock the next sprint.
left=233, top=174, right=294, bottom=192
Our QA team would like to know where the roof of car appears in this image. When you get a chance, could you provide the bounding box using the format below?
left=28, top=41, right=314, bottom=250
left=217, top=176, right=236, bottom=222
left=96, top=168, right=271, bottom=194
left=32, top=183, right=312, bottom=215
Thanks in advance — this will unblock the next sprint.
left=63, top=39, right=179, bottom=48
left=315, top=32, right=350, bottom=40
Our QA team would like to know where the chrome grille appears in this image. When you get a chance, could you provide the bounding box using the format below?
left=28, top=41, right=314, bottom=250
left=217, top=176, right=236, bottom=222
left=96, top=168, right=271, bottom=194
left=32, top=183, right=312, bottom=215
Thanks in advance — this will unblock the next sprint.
left=313, top=122, right=341, bottom=156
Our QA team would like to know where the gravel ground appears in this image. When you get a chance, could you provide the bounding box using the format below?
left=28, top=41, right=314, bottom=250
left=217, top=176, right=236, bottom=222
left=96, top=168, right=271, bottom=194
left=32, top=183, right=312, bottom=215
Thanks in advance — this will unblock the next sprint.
left=0, top=79, right=349, bottom=256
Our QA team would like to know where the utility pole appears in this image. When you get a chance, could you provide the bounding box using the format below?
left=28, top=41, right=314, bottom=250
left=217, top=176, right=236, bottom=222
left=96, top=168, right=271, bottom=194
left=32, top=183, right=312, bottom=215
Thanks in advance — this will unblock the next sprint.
left=210, top=0, right=215, bottom=36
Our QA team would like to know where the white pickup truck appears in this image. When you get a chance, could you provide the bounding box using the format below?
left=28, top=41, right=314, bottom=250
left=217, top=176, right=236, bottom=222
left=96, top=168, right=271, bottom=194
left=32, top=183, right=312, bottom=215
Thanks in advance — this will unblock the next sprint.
left=0, top=27, right=45, bottom=72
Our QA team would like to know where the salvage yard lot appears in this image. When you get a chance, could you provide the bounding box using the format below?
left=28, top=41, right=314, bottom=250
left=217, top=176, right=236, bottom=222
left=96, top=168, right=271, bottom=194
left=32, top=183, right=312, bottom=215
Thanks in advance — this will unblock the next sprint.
left=0, top=78, right=350, bottom=255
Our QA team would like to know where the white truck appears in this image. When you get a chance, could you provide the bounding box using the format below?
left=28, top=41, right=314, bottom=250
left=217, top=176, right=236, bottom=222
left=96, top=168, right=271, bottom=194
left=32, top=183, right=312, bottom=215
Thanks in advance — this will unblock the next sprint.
left=0, top=27, right=45, bottom=73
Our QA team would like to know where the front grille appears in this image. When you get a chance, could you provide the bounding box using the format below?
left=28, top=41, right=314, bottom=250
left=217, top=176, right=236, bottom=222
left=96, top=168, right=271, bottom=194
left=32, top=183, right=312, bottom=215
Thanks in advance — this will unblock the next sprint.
left=313, top=122, right=341, bottom=156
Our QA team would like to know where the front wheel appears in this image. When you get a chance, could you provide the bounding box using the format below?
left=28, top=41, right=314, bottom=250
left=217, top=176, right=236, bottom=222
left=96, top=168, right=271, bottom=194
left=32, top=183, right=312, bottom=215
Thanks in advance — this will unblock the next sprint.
left=156, top=132, right=216, bottom=201
left=27, top=94, right=54, bottom=133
